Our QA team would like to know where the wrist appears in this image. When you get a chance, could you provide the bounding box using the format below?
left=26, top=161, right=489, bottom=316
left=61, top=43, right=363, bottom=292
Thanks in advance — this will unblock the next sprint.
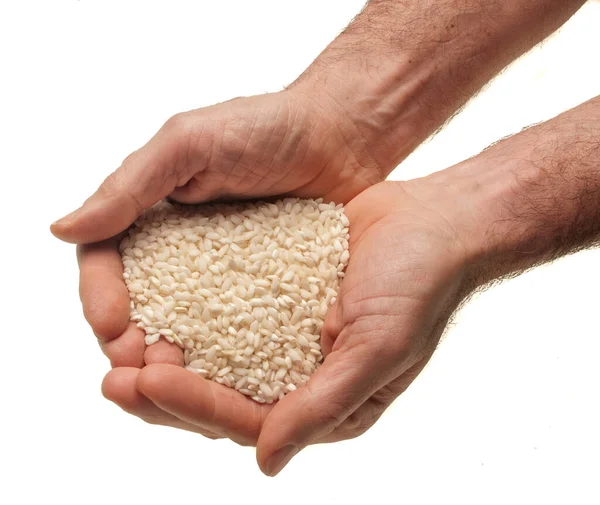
left=421, top=160, right=519, bottom=290
left=290, top=56, right=434, bottom=177
left=424, top=93, right=600, bottom=294
left=422, top=138, right=553, bottom=290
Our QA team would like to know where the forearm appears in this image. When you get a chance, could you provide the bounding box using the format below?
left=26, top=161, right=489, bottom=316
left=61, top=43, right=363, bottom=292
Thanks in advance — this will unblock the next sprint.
left=292, top=0, right=586, bottom=174
left=433, top=95, right=600, bottom=287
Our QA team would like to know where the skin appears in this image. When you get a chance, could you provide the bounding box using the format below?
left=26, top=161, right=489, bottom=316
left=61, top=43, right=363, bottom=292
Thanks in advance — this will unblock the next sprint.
left=51, top=0, right=596, bottom=477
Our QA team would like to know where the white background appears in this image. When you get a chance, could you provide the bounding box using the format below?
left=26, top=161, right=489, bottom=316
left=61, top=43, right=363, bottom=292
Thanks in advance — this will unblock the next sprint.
left=1, top=1, right=599, bottom=503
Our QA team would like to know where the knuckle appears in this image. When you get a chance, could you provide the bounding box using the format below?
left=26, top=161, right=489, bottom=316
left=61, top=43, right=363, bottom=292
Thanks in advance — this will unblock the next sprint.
left=371, top=385, right=400, bottom=408
left=339, top=414, right=378, bottom=441
left=120, top=151, right=140, bottom=174
left=141, top=416, right=161, bottom=427
left=337, top=400, right=385, bottom=441
left=339, top=411, right=362, bottom=432
left=163, top=112, right=192, bottom=135
left=98, top=170, right=120, bottom=197
left=313, top=399, right=349, bottom=435
left=100, top=168, right=143, bottom=212
left=323, top=402, right=349, bottom=428
left=302, top=383, right=354, bottom=437
left=343, top=424, right=372, bottom=441
left=97, top=169, right=145, bottom=215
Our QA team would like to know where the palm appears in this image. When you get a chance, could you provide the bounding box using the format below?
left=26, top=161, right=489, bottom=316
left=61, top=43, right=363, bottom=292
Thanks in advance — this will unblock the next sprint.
left=324, top=182, right=466, bottom=403
left=256, top=181, right=469, bottom=453
left=87, top=178, right=468, bottom=449
left=100, top=181, right=466, bottom=450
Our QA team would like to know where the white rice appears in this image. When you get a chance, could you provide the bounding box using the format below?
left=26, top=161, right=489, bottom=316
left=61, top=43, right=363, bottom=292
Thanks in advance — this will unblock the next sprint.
left=120, top=198, right=350, bottom=403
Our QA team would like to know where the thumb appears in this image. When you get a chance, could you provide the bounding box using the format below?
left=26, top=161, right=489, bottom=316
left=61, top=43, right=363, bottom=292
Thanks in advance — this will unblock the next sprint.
left=51, top=115, right=190, bottom=244
left=256, top=336, right=403, bottom=477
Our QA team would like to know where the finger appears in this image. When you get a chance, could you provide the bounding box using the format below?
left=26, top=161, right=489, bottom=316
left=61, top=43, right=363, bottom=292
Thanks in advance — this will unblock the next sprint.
left=315, top=398, right=384, bottom=444
left=137, top=364, right=272, bottom=446
left=98, top=322, right=145, bottom=368
left=256, top=348, right=377, bottom=476
left=144, top=339, right=185, bottom=366
left=256, top=326, right=413, bottom=477
left=102, top=367, right=222, bottom=439
left=77, top=236, right=131, bottom=341
left=77, top=236, right=147, bottom=367
left=51, top=116, right=191, bottom=244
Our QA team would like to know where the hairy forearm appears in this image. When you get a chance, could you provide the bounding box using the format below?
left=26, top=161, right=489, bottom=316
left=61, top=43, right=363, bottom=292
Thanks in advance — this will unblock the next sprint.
left=433, top=95, right=600, bottom=287
left=292, top=0, right=586, bottom=174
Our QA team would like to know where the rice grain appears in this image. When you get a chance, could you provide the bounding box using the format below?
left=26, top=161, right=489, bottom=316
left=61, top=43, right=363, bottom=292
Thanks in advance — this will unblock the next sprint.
left=120, top=198, right=349, bottom=403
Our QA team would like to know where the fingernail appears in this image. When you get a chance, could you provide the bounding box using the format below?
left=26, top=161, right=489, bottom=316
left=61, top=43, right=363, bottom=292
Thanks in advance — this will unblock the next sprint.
left=52, top=208, right=81, bottom=228
left=265, top=445, right=299, bottom=477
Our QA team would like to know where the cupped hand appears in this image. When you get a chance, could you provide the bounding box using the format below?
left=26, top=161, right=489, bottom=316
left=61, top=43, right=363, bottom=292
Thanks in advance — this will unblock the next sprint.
left=53, top=89, right=474, bottom=471
left=79, top=173, right=475, bottom=473
left=54, top=90, right=386, bottom=445
left=52, top=90, right=382, bottom=245
left=256, top=179, right=473, bottom=475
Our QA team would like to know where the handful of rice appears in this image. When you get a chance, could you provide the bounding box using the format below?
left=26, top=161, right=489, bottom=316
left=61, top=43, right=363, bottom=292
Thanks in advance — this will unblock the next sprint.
left=120, top=198, right=350, bottom=403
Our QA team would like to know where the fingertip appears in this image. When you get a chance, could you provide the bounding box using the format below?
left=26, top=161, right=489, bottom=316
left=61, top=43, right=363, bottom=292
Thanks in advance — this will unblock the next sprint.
left=51, top=199, right=122, bottom=244
left=104, top=367, right=225, bottom=438
left=258, top=444, right=300, bottom=477
left=50, top=217, right=78, bottom=243
left=102, top=366, right=178, bottom=422
left=137, top=364, right=268, bottom=445
left=257, top=351, right=368, bottom=462
left=78, top=238, right=131, bottom=342
left=256, top=438, right=275, bottom=476
left=101, top=367, right=140, bottom=404
left=56, top=193, right=137, bottom=245
left=256, top=389, right=305, bottom=467
left=82, top=284, right=131, bottom=342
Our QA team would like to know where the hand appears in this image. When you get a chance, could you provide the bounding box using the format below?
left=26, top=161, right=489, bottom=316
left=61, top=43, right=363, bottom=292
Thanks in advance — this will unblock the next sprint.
left=258, top=92, right=600, bottom=474
left=259, top=93, right=600, bottom=474
left=88, top=176, right=474, bottom=472
left=53, top=90, right=387, bottom=443
left=52, top=90, right=383, bottom=244
left=256, top=179, right=472, bottom=474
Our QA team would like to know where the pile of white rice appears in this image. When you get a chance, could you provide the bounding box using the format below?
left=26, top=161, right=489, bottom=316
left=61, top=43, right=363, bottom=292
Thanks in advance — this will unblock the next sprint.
left=120, top=198, right=350, bottom=403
